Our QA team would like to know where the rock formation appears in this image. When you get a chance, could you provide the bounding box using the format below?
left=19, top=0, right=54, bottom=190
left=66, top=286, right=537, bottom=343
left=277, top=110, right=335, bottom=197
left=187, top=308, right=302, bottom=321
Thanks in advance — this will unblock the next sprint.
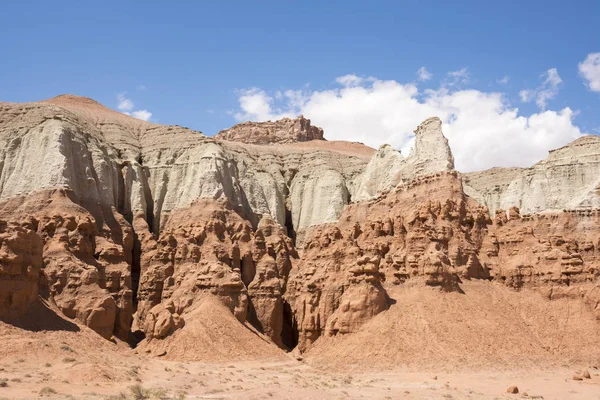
left=0, top=96, right=375, bottom=343
left=134, top=198, right=297, bottom=348
left=0, top=219, right=43, bottom=318
left=0, top=189, right=134, bottom=339
left=464, top=135, right=600, bottom=215
left=285, top=172, right=489, bottom=351
left=0, top=94, right=599, bottom=368
left=216, top=116, right=324, bottom=144
left=480, top=206, right=600, bottom=319
left=353, top=117, right=455, bottom=201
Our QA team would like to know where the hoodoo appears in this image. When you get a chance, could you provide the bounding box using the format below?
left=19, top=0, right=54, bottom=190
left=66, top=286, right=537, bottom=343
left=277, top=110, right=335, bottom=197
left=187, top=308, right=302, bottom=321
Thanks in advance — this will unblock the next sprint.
left=1, top=95, right=599, bottom=397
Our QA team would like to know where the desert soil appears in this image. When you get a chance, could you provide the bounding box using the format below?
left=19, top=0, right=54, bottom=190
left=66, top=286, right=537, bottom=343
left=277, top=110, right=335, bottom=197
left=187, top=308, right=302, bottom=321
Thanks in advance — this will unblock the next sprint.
left=0, top=357, right=598, bottom=399
left=2, top=282, right=599, bottom=400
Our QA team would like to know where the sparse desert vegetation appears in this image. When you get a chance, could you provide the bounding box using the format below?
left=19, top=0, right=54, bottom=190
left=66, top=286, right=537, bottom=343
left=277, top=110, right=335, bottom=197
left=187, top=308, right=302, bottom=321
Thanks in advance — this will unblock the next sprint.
left=1, top=41, right=600, bottom=400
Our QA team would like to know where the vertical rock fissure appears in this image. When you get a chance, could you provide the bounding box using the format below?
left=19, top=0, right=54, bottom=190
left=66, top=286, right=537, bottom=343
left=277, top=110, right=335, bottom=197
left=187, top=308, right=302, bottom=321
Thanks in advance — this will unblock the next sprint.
left=152, top=171, right=169, bottom=235
left=280, top=299, right=299, bottom=350
left=139, top=159, right=156, bottom=235
left=116, top=162, right=127, bottom=219
left=130, top=228, right=142, bottom=314
left=0, top=156, right=5, bottom=195
left=284, top=204, right=297, bottom=245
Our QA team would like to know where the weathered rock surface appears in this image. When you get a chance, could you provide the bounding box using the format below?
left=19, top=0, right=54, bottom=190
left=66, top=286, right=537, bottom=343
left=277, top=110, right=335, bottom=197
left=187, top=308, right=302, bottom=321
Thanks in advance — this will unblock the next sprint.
left=0, top=189, right=133, bottom=339
left=286, top=170, right=600, bottom=353
left=0, top=94, right=599, bottom=369
left=0, top=97, right=371, bottom=235
left=464, top=135, right=600, bottom=215
left=0, top=219, right=43, bottom=318
left=134, top=198, right=296, bottom=347
left=216, top=116, right=324, bottom=144
left=285, top=172, right=489, bottom=351
left=0, top=96, right=453, bottom=241
left=0, top=96, right=377, bottom=343
left=480, top=206, right=600, bottom=319
left=353, top=117, right=455, bottom=201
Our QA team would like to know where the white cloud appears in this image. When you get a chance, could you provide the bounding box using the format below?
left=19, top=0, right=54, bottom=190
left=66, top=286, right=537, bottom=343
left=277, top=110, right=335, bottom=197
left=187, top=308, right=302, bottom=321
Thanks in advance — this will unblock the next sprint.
left=448, top=67, right=471, bottom=84
left=519, top=89, right=533, bottom=102
left=497, top=76, right=510, bottom=85
left=116, top=93, right=152, bottom=121
left=336, top=74, right=365, bottom=87
left=234, top=88, right=297, bottom=121
left=579, top=52, right=600, bottom=92
left=131, top=109, right=152, bottom=121
left=417, top=67, right=432, bottom=82
left=519, top=68, right=562, bottom=109
left=137, top=85, right=147, bottom=91
left=444, top=68, right=470, bottom=86
left=545, top=68, right=562, bottom=86
left=234, top=75, right=583, bottom=172
left=117, top=93, right=134, bottom=111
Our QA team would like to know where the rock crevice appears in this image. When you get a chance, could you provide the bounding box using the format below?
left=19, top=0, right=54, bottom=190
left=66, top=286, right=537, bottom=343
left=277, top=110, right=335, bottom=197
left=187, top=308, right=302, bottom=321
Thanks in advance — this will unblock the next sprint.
left=0, top=95, right=599, bottom=363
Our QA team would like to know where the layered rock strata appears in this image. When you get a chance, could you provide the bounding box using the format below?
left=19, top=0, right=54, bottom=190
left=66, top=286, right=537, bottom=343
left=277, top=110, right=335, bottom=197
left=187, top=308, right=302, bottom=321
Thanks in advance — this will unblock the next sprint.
left=134, top=198, right=297, bottom=347
left=216, top=116, right=324, bottom=144
left=481, top=206, right=600, bottom=319
left=0, top=96, right=374, bottom=342
left=353, top=117, right=455, bottom=201
left=0, top=94, right=599, bottom=363
left=464, top=135, right=600, bottom=215
left=285, top=172, right=489, bottom=351
left=0, top=189, right=133, bottom=339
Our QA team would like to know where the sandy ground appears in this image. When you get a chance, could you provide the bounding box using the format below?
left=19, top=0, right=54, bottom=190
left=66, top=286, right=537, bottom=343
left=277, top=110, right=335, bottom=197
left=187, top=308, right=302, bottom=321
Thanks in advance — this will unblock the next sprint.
left=2, top=283, right=599, bottom=399
left=0, top=356, right=599, bottom=400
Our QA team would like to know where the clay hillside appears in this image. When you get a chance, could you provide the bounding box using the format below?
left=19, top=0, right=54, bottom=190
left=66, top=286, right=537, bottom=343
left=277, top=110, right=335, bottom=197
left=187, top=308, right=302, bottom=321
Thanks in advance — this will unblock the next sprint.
left=1, top=94, right=600, bottom=399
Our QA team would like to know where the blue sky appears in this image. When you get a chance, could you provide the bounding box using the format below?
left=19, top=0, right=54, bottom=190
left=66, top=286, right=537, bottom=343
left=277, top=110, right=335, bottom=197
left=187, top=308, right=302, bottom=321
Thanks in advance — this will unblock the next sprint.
left=1, top=1, right=599, bottom=171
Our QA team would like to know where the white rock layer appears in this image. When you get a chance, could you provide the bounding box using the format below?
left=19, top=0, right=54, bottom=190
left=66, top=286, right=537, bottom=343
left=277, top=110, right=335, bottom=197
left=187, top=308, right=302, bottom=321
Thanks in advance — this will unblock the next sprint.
left=464, top=135, right=600, bottom=215
left=0, top=99, right=366, bottom=235
left=0, top=98, right=470, bottom=238
left=353, top=117, right=455, bottom=201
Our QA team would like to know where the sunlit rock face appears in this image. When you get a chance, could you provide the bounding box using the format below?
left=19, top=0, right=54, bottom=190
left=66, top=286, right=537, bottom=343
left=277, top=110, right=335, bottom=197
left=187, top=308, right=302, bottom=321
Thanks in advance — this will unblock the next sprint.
left=1, top=94, right=599, bottom=364
left=464, top=135, right=600, bottom=215
left=352, top=117, right=455, bottom=202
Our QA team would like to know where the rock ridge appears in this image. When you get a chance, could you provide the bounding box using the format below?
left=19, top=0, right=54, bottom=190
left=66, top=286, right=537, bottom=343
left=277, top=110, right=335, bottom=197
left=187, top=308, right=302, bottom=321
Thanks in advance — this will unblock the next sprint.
left=0, top=94, right=599, bottom=369
left=215, top=116, right=325, bottom=145
left=464, top=133, right=600, bottom=215
left=353, top=116, right=455, bottom=201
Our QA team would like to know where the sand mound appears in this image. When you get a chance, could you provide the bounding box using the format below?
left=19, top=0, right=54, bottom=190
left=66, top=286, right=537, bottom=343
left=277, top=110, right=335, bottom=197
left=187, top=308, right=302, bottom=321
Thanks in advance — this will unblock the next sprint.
left=0, top=300, right=140, bottom=385
left=137, top=296, right=286, bottom=362
left=305, top=281, right=600, bottom=372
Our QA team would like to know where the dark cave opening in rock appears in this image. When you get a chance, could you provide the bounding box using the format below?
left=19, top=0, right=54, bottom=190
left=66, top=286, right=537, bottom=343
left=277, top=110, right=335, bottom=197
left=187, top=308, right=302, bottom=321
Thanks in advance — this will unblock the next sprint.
left=280, top=300, right=299, bottom=350
left=284, top=206, right=296, bottom=245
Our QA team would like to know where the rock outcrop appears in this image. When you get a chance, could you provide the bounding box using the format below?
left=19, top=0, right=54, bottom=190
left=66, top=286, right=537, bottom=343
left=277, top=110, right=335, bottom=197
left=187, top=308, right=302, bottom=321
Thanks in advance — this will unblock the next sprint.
left=0, top=189, right=134, bottom=339
left=464, top=135, right=600, bottom=215
left=1, top=94, right=599, bottom=369
left=353, top=117, right=455, bottom=201
left=216, top=116, right=324, bottom=144
left=480, top=206, right=600, bottom=319
left=134, top=198, right=297, bottom=348
left=0, top=97, right=369, bottom=235
left=0, top=219, right=43, bottom=318
left=0, top=96, right=374, bottom=342
left=0, top=97, right=453, bottom=242
left=285, top=172, right=489, bottom=351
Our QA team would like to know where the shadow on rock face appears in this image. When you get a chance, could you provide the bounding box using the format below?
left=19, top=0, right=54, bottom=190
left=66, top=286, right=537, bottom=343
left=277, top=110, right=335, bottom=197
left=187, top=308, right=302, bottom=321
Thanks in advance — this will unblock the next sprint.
left=0, top=297, right=80, bottom=333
